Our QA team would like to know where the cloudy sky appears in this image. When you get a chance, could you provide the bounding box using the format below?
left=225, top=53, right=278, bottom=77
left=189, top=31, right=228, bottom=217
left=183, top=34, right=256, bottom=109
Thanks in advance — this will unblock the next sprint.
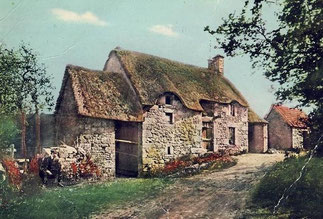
left=0, top=0, right=279, bottom=116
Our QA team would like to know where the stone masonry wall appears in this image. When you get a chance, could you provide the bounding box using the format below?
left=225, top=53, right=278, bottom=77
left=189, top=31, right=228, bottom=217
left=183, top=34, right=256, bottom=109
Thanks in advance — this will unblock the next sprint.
left=56, top=77, right=115, bottom=178
left=266, top=109, right=292, bottom=149
left=77, top=118, right=115, bottom=178
left=142, top=95, right=204, bottom=172
left=248, top=123, right=268, bottom=153
left=213, top=102, right=248, bottom=151
left=292, top=128, right=307, bottom=149
left=55, top=77, right=80, bottom=146
left=201, top=101, right=248, bottom=152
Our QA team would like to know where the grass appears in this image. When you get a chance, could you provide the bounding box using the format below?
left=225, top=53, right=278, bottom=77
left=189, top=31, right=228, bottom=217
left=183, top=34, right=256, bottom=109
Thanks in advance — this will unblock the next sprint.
left=0, top=178, right=173, bottom=219
left=246, top=156, right=323, bottom=218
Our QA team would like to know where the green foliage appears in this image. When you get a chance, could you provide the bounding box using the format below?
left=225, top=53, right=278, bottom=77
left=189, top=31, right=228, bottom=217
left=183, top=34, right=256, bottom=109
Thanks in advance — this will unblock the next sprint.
left=0, top=43, right=54, bottom=114
left=0, top=178, right=173, bottom=219
left=0, top=115, right=18, bottom=151
left=250, top=156, right=323, bottom=218
left=205, top=0, right=323, bottom=143
left=0, top=174, right=20, bottom=208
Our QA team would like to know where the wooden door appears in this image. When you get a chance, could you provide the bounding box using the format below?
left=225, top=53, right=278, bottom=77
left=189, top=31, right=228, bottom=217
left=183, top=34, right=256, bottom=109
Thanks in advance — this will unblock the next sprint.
left=115, top=121, right=139, bottom=176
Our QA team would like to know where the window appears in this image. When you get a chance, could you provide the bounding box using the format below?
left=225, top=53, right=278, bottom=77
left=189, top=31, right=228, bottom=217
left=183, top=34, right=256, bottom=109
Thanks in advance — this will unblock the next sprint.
left=230, top=104, right=235, bottom=116
left=165, top=113, right=173, bottom=124
left=229, top=127, right=235, bottom=145
left=165, top=95, right=172, bottom=105
left=202, top=121, right=213, bottom=151
left=202, top=122, right=212, bottom=140
left=167, top=146, right=172, bottom=155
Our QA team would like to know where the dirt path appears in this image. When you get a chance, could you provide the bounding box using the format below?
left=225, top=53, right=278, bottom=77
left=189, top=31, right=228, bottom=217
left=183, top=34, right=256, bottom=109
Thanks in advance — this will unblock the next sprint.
left=94, top=153, right=284, bottom=219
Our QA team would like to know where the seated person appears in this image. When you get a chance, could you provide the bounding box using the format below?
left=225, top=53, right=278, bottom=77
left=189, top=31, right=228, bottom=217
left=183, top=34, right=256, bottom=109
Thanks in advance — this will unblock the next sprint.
left=39, top=149, right=63, bottom=186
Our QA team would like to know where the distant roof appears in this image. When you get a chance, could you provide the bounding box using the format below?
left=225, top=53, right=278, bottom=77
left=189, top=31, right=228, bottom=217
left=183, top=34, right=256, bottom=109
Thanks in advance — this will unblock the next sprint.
left=271, top=105, right=308, bottom=128
left=112, top=49, right=249, bottom=111
left=248, top=108, right=268, bottom=123
left=56, top=65, right=143, bottom=122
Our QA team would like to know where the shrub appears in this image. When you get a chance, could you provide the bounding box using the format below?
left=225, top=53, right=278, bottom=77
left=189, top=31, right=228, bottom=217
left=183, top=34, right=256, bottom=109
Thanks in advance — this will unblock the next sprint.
left=148, top=152, right=236, bottom=177
left=1, top=158, right=22, bottom=188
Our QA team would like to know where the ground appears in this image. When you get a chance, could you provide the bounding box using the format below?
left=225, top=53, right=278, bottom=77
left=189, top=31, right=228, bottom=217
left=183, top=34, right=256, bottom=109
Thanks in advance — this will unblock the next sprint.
left=93, top=153, right=284, bottom=219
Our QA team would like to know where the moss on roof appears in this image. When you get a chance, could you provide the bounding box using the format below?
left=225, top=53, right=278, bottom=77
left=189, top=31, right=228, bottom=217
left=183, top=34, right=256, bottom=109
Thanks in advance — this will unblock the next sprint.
left=248, top=108, right=268, bottom=123
left=59, top=65, right=143, bottom=122
left=114, top=49, right=249, bottom=111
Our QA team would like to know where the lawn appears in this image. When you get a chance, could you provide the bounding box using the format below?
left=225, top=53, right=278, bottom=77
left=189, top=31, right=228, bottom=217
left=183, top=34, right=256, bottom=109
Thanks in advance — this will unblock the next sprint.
left=0, top=178, right=173, bottom=219
left=245, top=156, right=323, bottom=218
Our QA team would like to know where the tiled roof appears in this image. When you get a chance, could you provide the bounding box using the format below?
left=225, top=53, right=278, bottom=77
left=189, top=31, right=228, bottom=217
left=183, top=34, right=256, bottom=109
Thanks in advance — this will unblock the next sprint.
left=273, top=105, right=308, bottom=128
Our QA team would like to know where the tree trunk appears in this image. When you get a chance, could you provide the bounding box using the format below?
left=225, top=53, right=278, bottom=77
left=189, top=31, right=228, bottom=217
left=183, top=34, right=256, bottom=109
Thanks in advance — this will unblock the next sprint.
left=35, top=111, right=41, bottom=155
left=20, top=110, right=26, bottom=158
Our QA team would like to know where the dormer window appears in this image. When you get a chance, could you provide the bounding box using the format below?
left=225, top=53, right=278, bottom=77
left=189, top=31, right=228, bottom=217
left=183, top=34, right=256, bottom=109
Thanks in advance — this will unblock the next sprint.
left=165, top=95, right=172, bottom=105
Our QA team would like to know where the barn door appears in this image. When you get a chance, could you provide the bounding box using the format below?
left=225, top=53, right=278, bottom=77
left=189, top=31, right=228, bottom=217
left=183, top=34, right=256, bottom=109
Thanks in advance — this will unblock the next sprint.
left=115, top=121, right=139, bottom=177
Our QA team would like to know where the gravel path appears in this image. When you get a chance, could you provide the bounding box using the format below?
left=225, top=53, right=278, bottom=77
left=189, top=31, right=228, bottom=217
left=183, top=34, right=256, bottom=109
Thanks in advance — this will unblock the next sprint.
left=93, top=153, right=284, bottom=219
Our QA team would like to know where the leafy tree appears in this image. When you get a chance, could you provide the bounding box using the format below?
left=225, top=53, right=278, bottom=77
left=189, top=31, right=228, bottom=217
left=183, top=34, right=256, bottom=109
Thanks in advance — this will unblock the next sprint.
left=205, top=0, right=323, bottom=143
left=0, top=43, right=54, bottom=157
left=0, top=115, right=18, bottom=153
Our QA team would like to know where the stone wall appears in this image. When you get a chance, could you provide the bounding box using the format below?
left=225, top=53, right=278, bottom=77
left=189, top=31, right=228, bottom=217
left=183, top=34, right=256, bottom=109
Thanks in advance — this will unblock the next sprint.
left=248, top=123, right=268, bottom=153
left=56, top=77, right=115, bottom=178
left=266, top=109, right=292, bottom=149
left=55, top=77, right=80, bottom=146
left=57, top=116, right=116, bottom=178
left=201, top=101, right=248, bottom=152
left=77, top=118, right=115, bottom=178
left=142, top=94, right=203, bottom=172
left=292, top=128, right=307, bottom=149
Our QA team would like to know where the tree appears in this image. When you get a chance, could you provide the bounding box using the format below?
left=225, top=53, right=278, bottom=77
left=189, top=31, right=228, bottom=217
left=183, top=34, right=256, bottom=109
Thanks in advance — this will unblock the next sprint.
left=205, top=0, right=323, bottom=143
left=0, top=43, right=54, bottom=157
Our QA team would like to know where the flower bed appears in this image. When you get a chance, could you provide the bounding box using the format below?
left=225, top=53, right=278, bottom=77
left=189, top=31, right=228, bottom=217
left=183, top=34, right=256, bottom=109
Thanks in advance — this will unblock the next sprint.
left=149, top=152, right=236, bottom=177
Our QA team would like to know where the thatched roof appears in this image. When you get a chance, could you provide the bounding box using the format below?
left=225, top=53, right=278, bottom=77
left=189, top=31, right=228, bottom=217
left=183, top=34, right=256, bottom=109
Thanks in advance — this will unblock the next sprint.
left=248, top=108, right=268, bottom=123
left=112, top=49, right=249, bottom=111
left=55, top=65, right=143, bottom=122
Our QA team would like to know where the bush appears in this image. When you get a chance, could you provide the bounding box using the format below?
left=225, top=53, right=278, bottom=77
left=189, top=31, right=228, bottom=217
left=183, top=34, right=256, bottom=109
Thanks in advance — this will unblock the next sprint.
left=251, top=156, right=323, bottom=218
left=1, top=158, right=22, bottom=188
left=147, top=152, right=236, bottom=177
left=0, top=115, right=18, bottom=153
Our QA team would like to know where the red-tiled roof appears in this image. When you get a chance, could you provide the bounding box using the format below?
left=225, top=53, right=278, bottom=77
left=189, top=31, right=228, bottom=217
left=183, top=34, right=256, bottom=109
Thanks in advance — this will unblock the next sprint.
left=273, top=105, right=308, bottom=128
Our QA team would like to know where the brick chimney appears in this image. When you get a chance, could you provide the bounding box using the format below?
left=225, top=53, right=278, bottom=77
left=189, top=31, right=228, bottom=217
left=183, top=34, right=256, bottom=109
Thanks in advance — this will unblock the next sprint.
left=208, top=55, right=224, bottom=75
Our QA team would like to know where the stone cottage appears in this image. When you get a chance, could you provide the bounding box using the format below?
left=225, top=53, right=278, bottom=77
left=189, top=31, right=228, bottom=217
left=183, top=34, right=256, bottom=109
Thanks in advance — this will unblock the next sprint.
left=55, top=48, right=265, bottom=177
left=265, top=104, right=308, bottom=150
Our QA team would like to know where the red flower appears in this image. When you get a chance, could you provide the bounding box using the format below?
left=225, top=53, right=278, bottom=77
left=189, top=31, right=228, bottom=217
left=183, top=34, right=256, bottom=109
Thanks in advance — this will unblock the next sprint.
left=2, top=158, right=22, bottom=187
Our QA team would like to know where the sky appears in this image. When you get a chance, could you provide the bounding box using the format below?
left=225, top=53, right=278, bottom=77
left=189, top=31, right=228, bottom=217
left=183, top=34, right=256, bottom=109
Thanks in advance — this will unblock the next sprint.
left=0, top=0, right=281, bottom=117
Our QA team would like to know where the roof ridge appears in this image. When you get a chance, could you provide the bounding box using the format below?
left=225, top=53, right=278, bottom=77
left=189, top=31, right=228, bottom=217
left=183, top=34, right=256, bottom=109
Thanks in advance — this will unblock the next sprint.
left=113, top=48, right=211, bottom=72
